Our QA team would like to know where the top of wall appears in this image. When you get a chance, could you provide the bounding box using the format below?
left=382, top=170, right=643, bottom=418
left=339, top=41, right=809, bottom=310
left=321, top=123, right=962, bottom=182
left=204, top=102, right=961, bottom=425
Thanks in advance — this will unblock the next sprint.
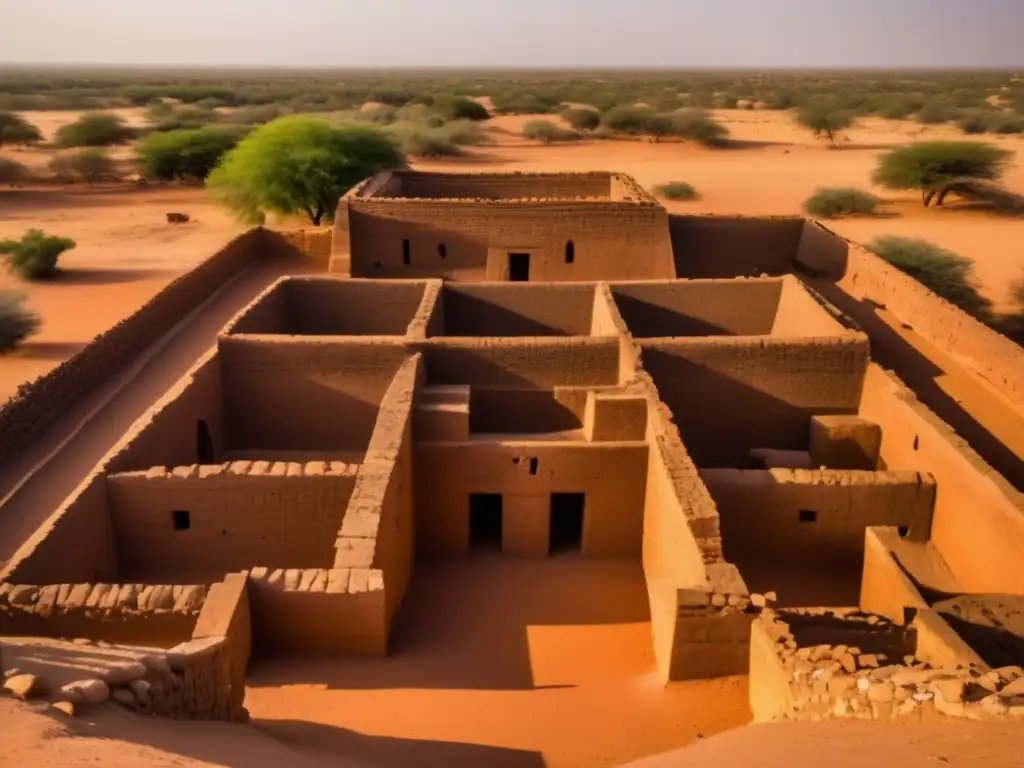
left=346, top=170, right=659, bottom=206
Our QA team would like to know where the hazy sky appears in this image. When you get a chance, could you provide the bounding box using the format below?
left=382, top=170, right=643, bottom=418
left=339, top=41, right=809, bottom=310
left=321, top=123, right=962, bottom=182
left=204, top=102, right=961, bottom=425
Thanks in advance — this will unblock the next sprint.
left=1, top=0, right=1022, bottom=68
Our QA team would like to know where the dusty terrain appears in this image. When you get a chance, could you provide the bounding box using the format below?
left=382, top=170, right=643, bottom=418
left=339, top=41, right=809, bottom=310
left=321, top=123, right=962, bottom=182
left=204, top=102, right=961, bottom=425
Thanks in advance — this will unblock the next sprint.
left=1, top=108, right=1023, bottom=402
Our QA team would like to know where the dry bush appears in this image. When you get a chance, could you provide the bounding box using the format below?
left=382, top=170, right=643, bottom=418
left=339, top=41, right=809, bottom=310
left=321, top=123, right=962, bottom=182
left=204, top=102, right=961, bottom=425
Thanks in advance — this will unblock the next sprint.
left=0, top=157, right=29, bottom=183
left=653, top=181, right=699, bottom=201
left=0, top=229, right=77, bottom=280
left=522, top=120, right=579, bottom=143
left=804, top=188, right=882, bottom=218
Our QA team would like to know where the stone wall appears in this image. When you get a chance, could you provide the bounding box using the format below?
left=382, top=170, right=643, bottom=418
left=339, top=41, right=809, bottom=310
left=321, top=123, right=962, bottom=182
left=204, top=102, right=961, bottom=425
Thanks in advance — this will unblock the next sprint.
left=0, top=580, right=205, bottom=646
left=749, top=607, right=1024, bottom=723
left=106, top=461, right=359, bottom=582
left=0, top=229, right=270, bottom=467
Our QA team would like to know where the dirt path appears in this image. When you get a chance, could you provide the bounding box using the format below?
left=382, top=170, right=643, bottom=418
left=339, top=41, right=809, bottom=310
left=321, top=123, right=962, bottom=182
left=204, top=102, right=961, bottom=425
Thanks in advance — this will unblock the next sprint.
left=0, top=256, right=307, bottom=571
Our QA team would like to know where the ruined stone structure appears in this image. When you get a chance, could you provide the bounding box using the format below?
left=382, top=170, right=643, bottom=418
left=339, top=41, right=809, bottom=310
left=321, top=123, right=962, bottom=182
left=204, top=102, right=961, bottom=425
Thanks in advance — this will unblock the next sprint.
left=2, top=172, right=1024, bottom=727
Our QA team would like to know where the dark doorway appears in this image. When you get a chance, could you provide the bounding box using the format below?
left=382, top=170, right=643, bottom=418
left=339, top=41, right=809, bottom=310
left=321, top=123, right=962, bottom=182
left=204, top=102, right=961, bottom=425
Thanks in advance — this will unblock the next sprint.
left=196, top=419, right=215, bottom=464
left=469, top=493, right=503, bottom=551
left=550, top=493, right=584, bottom=554
left=508, top=252, right=530, bottom=282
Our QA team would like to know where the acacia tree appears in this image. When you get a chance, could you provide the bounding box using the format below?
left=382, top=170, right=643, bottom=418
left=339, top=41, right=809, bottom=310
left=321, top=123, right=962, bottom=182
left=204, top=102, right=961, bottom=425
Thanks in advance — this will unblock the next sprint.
left=795, top=102, right=854, bottom=146
left=0, top=112, right=42, bottom=148
left=137, top=128, right=239, bottom=181
left=873, top=141, right=1012, bottom=206
left=207, top=117, right=405, bottom=226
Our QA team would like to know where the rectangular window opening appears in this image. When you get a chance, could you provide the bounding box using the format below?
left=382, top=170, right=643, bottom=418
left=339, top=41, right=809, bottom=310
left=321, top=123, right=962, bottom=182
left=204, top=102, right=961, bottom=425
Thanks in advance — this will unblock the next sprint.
left=469, top=493, right=503, bottom=551
left=172, top=509, right=191, bottom=531
left=550, top=493, right=584, bottom=554
left=798, top=509, right=817, bottom=523
left=402, top=239, right=411, bottom=265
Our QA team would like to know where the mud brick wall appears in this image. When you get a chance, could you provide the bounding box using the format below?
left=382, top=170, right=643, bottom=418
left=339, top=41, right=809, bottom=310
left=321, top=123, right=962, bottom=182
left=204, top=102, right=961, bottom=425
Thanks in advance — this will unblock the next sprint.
left=797, top=221, right=1024, bottom=406
left=0, top=229, right=268, bottom=467
left=246, top=567, right=387, bottom=655
left=435, top=283, right=597, bottom=337
left=106, top=461, right=358, bottom=582
left=771, top=275, right=848, bottom=337
left=0, top=581, right=205, bottom=646
left=392, top=171, right=616, bottom=200
left=158, top=635, right=243, bottom=721
left=642, top=334, right=869, bottom=467
left=339, top=197, right=674, bottom=282
left=668, top=215, right=805, bottom=279
left=276, top=228, right=332, bottom=269
left=859, top=364, right=1024, bottom=593
left=218, top=337, right=407, bottom=453
left=191, top=573, right=251, bottom=716
left=701, top=468, right=936, bottom=560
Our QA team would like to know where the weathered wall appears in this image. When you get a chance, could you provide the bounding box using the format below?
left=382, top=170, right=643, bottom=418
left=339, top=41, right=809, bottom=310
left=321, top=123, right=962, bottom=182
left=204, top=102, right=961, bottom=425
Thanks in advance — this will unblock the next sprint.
left=340, top=199, right=674, bottom=282
left=390, top=171, right=615, bottom=200
left=701, top=468, right=936, bottom=562
left=192, top=573, right=251, bottom=715
left=0, top=581, right=204, bottom=646
left=435, top=283, right=596, bottom=337
left=106, top=352, right=224, bottom=473
left=668, top=215, right=804, bottom=279
left=2, top=474, right=118, bottom=584
left=642, top=335, right=869, bottom=467
left=860, top=527, right=930, bottom=623
left=219, top=337, right=407, bottom=453
left=859, top=364, right=1024, bottom=593
left=420, top=338, right=620, bottom=388
left=275, top=228, right=333, bottom=270
left=0, top=229, right=272, bottom=466
left=771, top=275, right=848, bottom=337
left=415, top=440, right=649, bottom=557
left=284, top=279, right=426, bottom=336
left=610, top=279, right=783, bottom=338
left=797, top=221, right=1024, bottom=405
left=469, top=388, right=584, bottom=434
left=247, top=567, right=387, bottom=655
left=106, top=461, right=358, bottom=582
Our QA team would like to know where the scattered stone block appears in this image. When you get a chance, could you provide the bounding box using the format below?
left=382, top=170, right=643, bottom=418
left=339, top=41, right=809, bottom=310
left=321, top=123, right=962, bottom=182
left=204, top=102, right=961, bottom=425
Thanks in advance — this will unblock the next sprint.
left=65, top=679, right=109, bottom=706
left=4, top=674, right=49, bottom=700
left=103, top=662, right=147, bottom=687
left=112, top=688, right=137, bottom=707
left=51, top=700, right=76, bottom=716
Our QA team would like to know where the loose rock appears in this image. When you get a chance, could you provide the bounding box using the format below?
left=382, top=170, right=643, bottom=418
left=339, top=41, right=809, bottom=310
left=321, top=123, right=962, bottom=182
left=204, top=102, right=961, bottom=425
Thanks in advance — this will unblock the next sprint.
left=4, top=674, right=49, bottom=700
left=111, top=688, right=136, bottom=708
left=65, top=679, right=109, bottom=706
left=50, top=700, right=76, bottom=717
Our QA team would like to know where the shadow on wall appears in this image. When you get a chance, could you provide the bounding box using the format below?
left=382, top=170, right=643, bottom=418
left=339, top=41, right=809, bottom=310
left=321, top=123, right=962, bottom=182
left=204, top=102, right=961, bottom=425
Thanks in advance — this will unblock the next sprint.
left=668, top=216, right=805, bottom=279
left=809, top=282, right=1024, bottom=493
left=247, top=557, right=650, bottom=692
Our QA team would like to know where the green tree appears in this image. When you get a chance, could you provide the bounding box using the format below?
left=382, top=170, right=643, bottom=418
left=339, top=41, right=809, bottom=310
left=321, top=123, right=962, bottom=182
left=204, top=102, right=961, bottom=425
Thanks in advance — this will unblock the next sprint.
left=55, top=112, right=135, bottom=147
left=873, top=141, right=1012, bottom=206
left=0, top=292, right=41, bottom=351
left=0, top=230, right=77, bottom=280
left=565, top=108, right=601, bottom=132
left=137, top=128, right=239, bottom=181
left=207, top=116, right=405, bottom=226
left=0, top=112, right=42, bottom=147
left=795, top=102, right=854, bottom=145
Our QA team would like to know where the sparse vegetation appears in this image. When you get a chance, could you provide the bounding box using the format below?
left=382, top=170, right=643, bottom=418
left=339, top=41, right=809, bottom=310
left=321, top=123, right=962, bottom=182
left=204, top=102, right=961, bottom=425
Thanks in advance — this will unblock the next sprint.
left=0, top=292, right=41, bottom=351
left=431, top=95, right=489, bottom=122
left=0, top=229, right=77, bottom=280
left=207, top=116, right=405, bottom=225
left=48, top=149, right=118, bottom=184
left=873, top=142, right=1013, bottom=206
left=0, top=111, right=42, bottom=147
left=670, top=108, right=729, bottom=147
left=383, top=119, right=484, bottom=157
left=137, top=128, right=239, bottom=181
left=867, top=236, right=992, bottom=320
left=803, top=187, right=882, bottom=218
left=522, top=120, right=579, bottom=143
left=653, top=181, right=699, bottom=201
left=55, top=112, right=135, bottom=147
left=915, top=101, right=954, bottom=125
left=795, top=102, right=854, bottom=145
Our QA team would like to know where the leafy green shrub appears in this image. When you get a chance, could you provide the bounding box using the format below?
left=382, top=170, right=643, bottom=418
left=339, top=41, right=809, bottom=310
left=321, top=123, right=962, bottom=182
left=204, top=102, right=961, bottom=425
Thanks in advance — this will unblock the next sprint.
left=55, top=112, right=135, bottom=147
left=383, top=119, right=482, bottom=157
left=991, top=114, right=1024, bottom=134
left=879, top=96, right=918, bottom=120
left=873, top=141, right=1012, bottom=206
left=601, top=106, right=657, bottom=135
left=522, top=120, right=579, bottom=143
left=795, top=102, right=854, bottom=145
left=0, top=230, right=77, bottom=280
left=137, top=128, right=239, bottom=181
left=653, top=181, right=699, bottom=201
left=867, top=236, right=992, bottom=320
left=152, top=105, right=220, bottom=132
left=432, top=95, right=489, bottom=121
left=670, top=108, right=729, bottom=147
left=565, top=108, right=601, bottom=131
left=803, top=187, right=882, bottom=218
left=208, top=116, right=405, bottom=225
left=0, top=111, right=42, bottom=147
left=0, top=292, right=41, bottom=351
left=225, top=104, right=284, bottom=126
left=360, top=104, right=398, bottom=125
left=956, top=111, right=992, bottom=135
left=916, top=102, right=953, bottom=125
left=0, top=157, right=29, bottom=183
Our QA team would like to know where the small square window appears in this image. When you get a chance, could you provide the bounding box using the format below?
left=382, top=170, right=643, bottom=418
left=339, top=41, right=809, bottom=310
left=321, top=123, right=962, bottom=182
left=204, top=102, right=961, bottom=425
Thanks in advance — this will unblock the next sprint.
left=798, top=509, right=817, bottom=523
left=172, top=510, right=191, bottom=531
